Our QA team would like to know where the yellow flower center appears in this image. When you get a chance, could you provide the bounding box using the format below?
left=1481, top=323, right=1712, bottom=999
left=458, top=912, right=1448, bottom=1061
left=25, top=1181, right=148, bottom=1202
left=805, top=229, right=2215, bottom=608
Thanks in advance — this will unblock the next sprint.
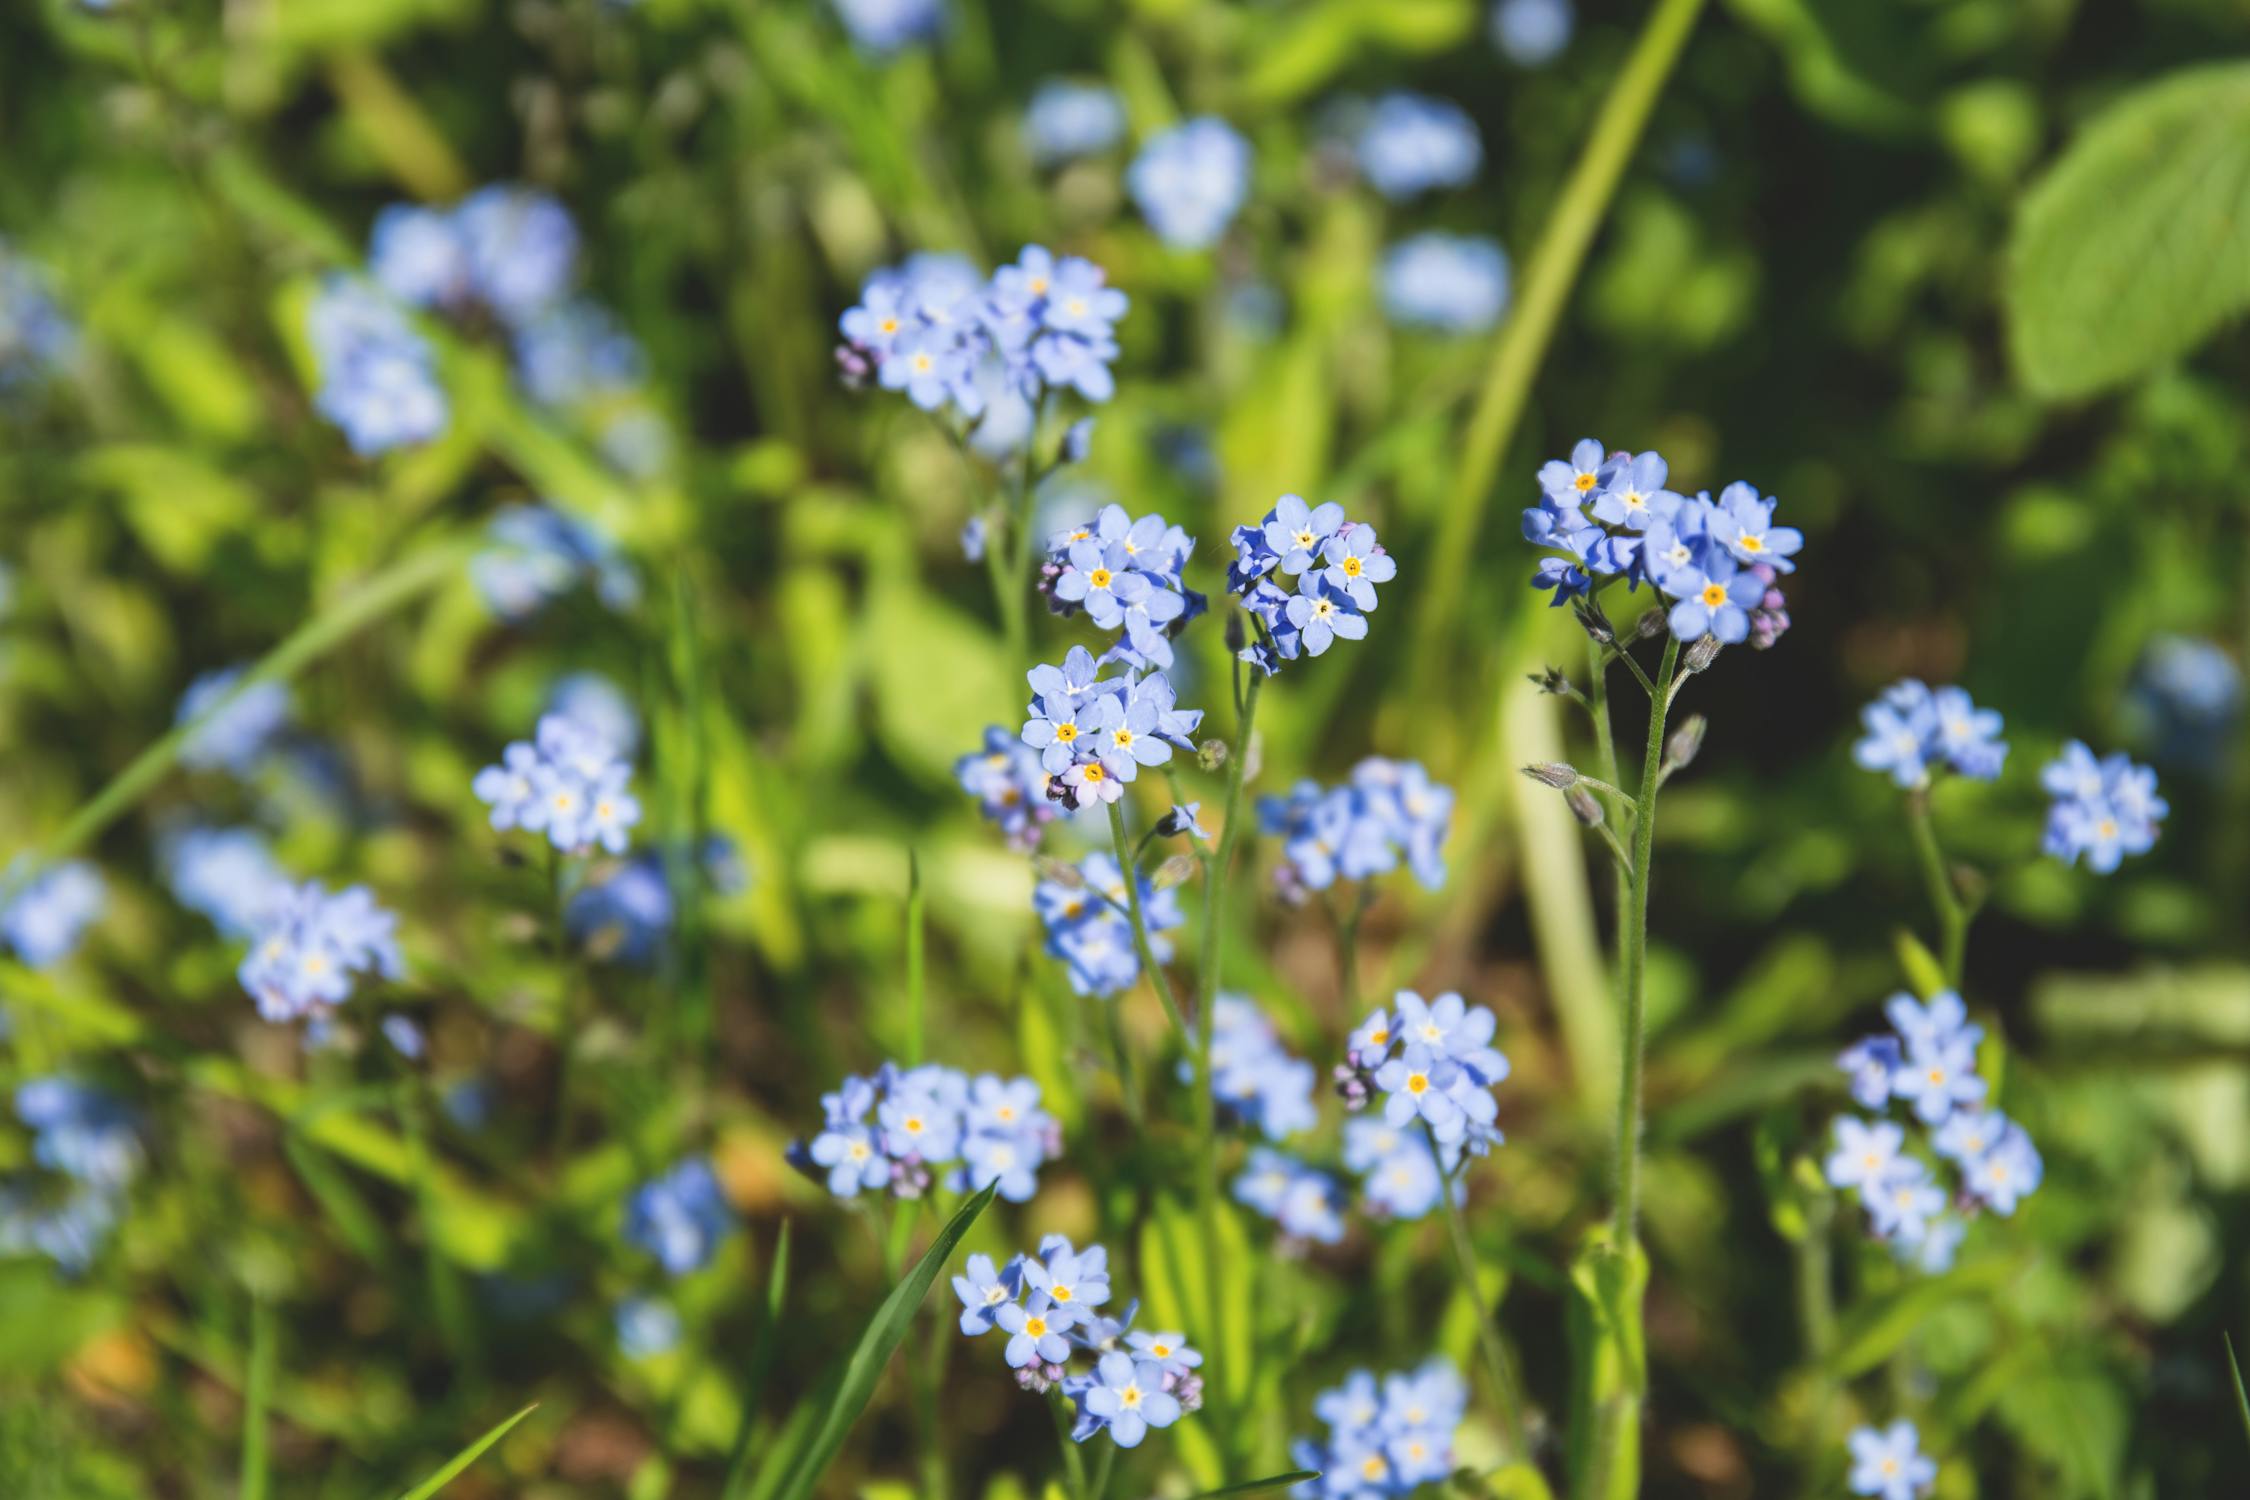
left=1368, top=1027, right=1389, bottom=1046
left=1151, top=1342, right=1171, bottom=1357
left=912, top=353, right=934, bottom=374
left=878, top=316, right=899, bottom=335
left=1025, top=1316, right=1047, bottom=1337
left=1362, top=1458, right=1389, bottom=1481
left=1112, top=729, right=1133, bottom=749
left=1121, top=1385, right=1142, bottom=1408
left=1055, top=723, right=1078, bottom=743
left=1406, top=1072, right=1429, bottom=1095
left=1080, top=764, right=1106, bottom=783
left=1699, top=582, right=1728, bottom=609
left=1342, top=556, right=1363, bottom=577
left=1738, top=531, right=1765, bottom=553
left=1574, top=471, right=1597, bottom=492
left=1029, top=275, right=1049, bottom=295
left=1088, top=568, right=1113, bottom=589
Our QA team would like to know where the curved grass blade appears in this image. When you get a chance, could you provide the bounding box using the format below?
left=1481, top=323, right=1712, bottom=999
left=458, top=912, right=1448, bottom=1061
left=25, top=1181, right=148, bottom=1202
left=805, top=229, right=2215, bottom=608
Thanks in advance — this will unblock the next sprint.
left=1181, top=1471, right=1321, bottom=1499
left=2228, top=1333, right=2250, bottom=1451
left=767, top=1183, right=998, bottom=1500
left=22, top=533, right=473, bottom=880
left=387, top=1403, right=537, bottom=1500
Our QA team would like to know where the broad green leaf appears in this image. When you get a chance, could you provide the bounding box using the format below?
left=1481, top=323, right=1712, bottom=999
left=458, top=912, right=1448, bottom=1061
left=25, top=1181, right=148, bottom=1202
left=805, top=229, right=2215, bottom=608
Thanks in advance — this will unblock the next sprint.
left=766, top=1184, right=998, bottom=1500
left=2006, top=62, right=2250, bottom=399
left=387, top=1404, right=537, bottom=1500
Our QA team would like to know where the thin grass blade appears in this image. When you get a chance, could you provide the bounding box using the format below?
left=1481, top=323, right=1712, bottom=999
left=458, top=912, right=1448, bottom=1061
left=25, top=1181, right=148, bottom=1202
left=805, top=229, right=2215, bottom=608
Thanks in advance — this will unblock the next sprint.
left=1181, top=1473, right=1321, bottom=1499
left=768, top=1183, right=997, bottom=1500
left=720, top=1219, right=795, bottom=1500
left=387, top=1403, right=537, bottom=1500
left=2228, top=1333, right=2250, bottom=1451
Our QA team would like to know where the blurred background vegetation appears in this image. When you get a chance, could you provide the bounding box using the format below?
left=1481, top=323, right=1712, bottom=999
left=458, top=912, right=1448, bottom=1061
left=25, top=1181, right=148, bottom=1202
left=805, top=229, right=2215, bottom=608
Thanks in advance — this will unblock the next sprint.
left=2, top=0, right=2248, bottom=1495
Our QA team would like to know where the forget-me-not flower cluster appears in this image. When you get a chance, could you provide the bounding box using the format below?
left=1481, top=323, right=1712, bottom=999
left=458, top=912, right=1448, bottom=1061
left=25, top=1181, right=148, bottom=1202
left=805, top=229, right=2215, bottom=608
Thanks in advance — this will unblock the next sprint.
left=1257, top=757, right=1453, bottom=901
left=1851, top=679, right=2009, bottom=787
left=1339, top=991, right=1510, bottom=1167
left=955, top=726, right=1059, bottom=849
left=1035, top=851, right=1184, bottom=997
left=1039, top=504, right=1206, bottom=670
left=1290, top=1359, right=1468, bottom=1498
left=161, top=826, right=292, bottom=939
left=1024, top=81, right=1126, bottom=165
left=1522, top=439, right=1799, bottom=645
left=623, top=1157, right=736, bottom=1275
left=371, top=186, right=579, bottom=328
left=238, top=881, right=404, bottom=1023
left=957, top=1235, right=1202, bottom=1448
left=838, top=245, right=1127, bottom=451
left=1128, top=118, right=1252, bottom=251
left=177, top=666, right=291, bottom=776
left=0, top=859, right=106, bottom=969
left=2040, top=741, right=2166, bottom=874
left=306, top=275, right=448, bottom=456
left=2128, top=634, right=2241, bottom=770
left=791, top=1062, right=1060, bottom=1203
left=474, top=713, right=643, bottom=855
left=1020, top=644, right=1202, bottom=812
left=1847, top=1421, right=1938, bottom=1500
left=1828, top=991, right=2042, bottom=1272
left=1228, top=495, right=1399, bottom=672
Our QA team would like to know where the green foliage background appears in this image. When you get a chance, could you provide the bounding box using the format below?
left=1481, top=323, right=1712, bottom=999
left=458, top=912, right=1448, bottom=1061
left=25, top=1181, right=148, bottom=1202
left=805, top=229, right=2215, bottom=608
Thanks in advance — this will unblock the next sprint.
left=2, top=0, right=2248, bottom=1496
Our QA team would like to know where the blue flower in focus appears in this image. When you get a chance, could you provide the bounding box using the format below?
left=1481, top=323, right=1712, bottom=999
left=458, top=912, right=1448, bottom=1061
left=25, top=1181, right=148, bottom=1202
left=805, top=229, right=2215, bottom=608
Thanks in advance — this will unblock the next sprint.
left=1711, top=481, right=1802, bottom=573
left=177, top=666, right=290, bottom=775
left=616, top=1295, right=683, bottom=1359
left=472, top=503, right=640, bottom=621
left=1847, top=1421, right=1937, bottom=1500
left=1491, top=0, right=1573, bottom=65
left=998, top=1291, right=1073, bottom=1368
left=1128, top=118, right=1252, bottom=251
left=162, top=826, right=291, bottom=939
left=1082, top=1351, right=1184, bottom=1448
left=952, top=1251, right=1025, bottom=1335
left=2041, top=740, right=2165, bottom=873
left=831, top=0, right=943, bottom=51
left=475, top=712, right=641, bottom=855
left=1356, top=93, right=1482, bottom=200
left=1381, top=233, right=1510, bottom=334
left=305, top=275, right=448, bottom=455
left=794, top=1064, right=1057, bottom=1203
left=1657, top=553, right=1762, bottom=644
left=1025, top=81, right=1126, bottom=166
left=237, top=881, right=403, bottom=1023
left=623, top=1157, right=735, bottom=1275
left=0, top=860, right=105, bottom=968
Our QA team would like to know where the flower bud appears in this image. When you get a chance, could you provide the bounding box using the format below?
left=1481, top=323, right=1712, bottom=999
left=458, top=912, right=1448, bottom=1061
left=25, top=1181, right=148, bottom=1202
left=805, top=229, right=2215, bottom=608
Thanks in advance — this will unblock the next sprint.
left=1572, top=598, right=1616, bottom=646
left=1522, top=762, right=1579, bottom=789
left=1683, top=635, right=1723, bottom=674
left=1663, top=714, right=1708, bottom=776
left=1224, top=611, right=1247, bottom=653
left=1636, top=607, right=1668, bottom=640
left=1197, top=739, right=1229, bottom=773
left=1565, top=785, right=1604, bottom=826
left=1151, top=854, right=1199, bottom=890
left=1530, top=665, right=1572, bottom=696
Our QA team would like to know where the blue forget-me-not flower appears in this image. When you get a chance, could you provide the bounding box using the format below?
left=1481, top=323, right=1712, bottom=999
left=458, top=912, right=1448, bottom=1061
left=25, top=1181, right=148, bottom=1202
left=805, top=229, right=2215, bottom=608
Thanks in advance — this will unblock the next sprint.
left=1128, top=118, right=1252, bottom=251
left=623, top=1157, right=735, bottom=1276
left=2041, top=740, right=2166, bottom=873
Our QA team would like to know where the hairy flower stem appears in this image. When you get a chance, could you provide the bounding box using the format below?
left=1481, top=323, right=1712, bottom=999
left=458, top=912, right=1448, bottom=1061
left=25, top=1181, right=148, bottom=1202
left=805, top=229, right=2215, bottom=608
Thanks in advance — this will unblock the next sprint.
left=1610, top=635, right=1679, bottom=1246
left=1426, top=1125, right=1530, bottom=1459
left=1107, top=800, right=1194, bottom=1050
left=1193, top=666, right=1265, bottom=1455
left=1905, top=790, right=1971, bottom=989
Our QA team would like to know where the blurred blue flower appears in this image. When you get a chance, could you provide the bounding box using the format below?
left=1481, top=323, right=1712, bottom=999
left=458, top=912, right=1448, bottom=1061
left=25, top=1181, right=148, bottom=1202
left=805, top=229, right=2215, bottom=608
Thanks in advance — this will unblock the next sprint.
left=454, top=185, right=579, bottom=326
left=1344, top=1117, right=1447, bottom=1220
left=0, top=1179, right=121, bottom=1275
left=2128, top=634, right=2241, bottom=770
left=1356, top=93, right=1481, bottom=200
left=1257, top=758, right=1454, bottom=899
left=514, top=299, right=644, bottom=408
left=1292, top=1359, right=1466, bottom=1497
left=1382, top=233, right=1510, bottom=336
left=2041, top=740, right=2166, bottom=873
left=1128, top=118, right=1252, bottom=250
left=238, top=881, right=403, bottom=1023
left=1, top=860, right=105, bottom=968
left=1491, top=0, right=1573, bottom=66
left=0, top=239, right=75, bottom=389
left=1853, top=679, right=2009, bottom=786
left=472, top=503, right=640, bottom=621
left=305, top=275, right=448, bottom=455
left=615, top=1295, right=682, bottom=1359
left=1847, top=1420, right=1937, bottom=1500
left=474, top=712, right=641, bottom=855
left=1025, top=80, right=1126, bottom=165
left=546, top=670, right=641, bottom=758
left=1200, top=995, right=1319, bottom=1140
left=1233, top=1147, right=1347, bottom=1244
left=624, top=1157, right=735, bottom=1275
left=17, top=1079, right=142, bottom=1189
left=1034, top=851, right=1180, bottom=996
left=1822, top=1115, right=1906, bottom=1193
left=1835, top=1034, right=1902, bottom=1110
left=831, top=0, right=943, bottom=51
left=381, top=1014, right=426, bottom=1059
left=162, top=826, right=292, bottom=939
left=177, top=666, right=290, bottom=775
left=566, top=855, right=674, bottom=965
left=956, top=725, right=1057, bottom=849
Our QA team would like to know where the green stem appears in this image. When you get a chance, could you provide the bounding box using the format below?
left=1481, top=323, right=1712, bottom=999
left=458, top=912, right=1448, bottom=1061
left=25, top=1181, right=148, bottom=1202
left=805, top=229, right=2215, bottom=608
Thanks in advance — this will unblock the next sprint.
left=1609, top=635, right=1679, bottom=1249
left=1905, top=789, right=1970, bottom=990
left=1796, top=1188, right=1837, bottom=1458
left=1427, top=1126, right=1529, bottom=1460
left=240, top=1295, right=274, bottom=1500
left=23, top=534, right=472, bottom=879
left=904, top=849, right=927, bottom=1067
left=1411, top=0, right=1711, bottom=661
left=546, top=848, right=585, bottom=1163
left=1106, top=800, right=1194, bottom=1047
left=1086, top=1437, right=1116, bottom=1500
left=1049, top=1389, right=1090, bottom=1500
left=1333, top=887, right=1370, bottom=1018
left=1193, top=667, right=1265, bottom=1458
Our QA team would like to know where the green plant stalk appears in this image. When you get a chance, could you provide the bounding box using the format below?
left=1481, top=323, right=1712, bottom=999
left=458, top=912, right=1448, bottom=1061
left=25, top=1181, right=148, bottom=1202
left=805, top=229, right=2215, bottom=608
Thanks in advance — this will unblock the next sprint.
left=1411, top=0, right=1711, bottom=660
left=1049, top=1388, right=1091, bottom=1500
left=1107, top=800, right=1195, bottom=1048
left=905, top=849, right=927, bottom=1067
left=1585, top=635, right=1679, bottom=1497
left=1795, top=1188, right=1838, bottom=1459
left=1427, top=1126, right=1530, bottom=1460
left=24, top=534, right=472, bottom=879
left=240, top=1296, right=274, bottom=1500
left=1905, top=790, right=1970, bottom=988
left=1087, top=1437, right=1117, bottom=1500
left=1609, top=636, right=1679, bottom=1246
